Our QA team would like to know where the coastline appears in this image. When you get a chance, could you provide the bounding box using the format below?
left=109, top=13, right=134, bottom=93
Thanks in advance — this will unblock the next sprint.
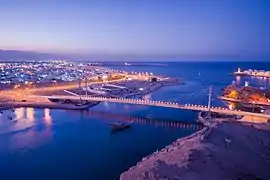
left=120, top=119, right=270, bottom=180
left=233, top=72, right=270, bottom=78
left=0, top=77, right=182, bottom=110
left=218, top=96, right=270, bottom=107
left=0, top=101, right=100, bottom=110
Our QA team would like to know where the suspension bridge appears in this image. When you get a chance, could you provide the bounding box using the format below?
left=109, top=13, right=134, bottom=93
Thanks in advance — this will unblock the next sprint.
left=29, top=86, right=270, bottom=119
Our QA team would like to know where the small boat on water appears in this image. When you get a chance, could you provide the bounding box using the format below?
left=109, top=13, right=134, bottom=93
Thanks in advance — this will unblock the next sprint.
left=109, top=121, right=132, bottom=131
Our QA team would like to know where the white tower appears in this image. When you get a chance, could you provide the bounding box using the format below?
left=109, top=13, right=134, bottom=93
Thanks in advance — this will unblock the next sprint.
left=237, top=68, right=241, bottom=73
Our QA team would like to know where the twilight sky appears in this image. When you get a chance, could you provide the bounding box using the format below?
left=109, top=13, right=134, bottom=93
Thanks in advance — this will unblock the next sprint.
left=0, top=0, right=270, bottom=60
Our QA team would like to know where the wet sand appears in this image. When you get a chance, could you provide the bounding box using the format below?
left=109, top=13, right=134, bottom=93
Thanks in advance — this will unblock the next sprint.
left=120, top=120, right=270, bottom=180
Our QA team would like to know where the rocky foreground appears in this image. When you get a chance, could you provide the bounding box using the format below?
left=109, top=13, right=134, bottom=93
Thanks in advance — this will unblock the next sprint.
left=120, top=120, right=270, bottom=180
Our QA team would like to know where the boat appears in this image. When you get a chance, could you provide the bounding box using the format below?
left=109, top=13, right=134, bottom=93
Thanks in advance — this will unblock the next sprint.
left=109, top=121, right=132, bottom=131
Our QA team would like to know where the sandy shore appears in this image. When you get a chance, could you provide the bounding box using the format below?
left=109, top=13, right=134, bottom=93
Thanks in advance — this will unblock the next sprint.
left=120, top=120, right=270, bottom=180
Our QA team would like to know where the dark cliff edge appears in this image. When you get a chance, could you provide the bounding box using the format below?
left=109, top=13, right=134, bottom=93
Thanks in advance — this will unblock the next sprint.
left=120, top=120, right=270, bottom=180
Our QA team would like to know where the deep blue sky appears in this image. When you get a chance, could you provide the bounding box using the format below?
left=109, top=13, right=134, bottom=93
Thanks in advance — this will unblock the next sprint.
left=0, top=0, right=270, bottom=60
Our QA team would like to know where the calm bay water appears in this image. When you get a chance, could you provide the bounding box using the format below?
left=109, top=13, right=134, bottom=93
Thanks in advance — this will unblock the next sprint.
left=0, top=62, right=269, bottom=180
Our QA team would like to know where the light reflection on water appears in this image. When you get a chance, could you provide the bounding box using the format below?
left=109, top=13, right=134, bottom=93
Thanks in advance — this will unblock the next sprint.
left=44, top=108, right=52, bottom=126
left=236, top=76, right=241, bottom=85
left=15, top=108, right=25, bottom=119
left=0, top=108, right=53, bottom=151
left=1, top=108, right=34, bottom=136
left=26, top=107, right=34, bottom=122
left=0, top=106, right=200, bottom=154
left=10, top=124, right=52, bottom=151
left=2, top=62, right=270, bottom=180
left=76, top=110, right=203, bottom=131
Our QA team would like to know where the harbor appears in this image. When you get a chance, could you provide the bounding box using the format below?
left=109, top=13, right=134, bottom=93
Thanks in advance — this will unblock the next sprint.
left=1, top=62, right=270, bottom=180
left=0, top=71, right=181, bottom=112
left=233, top=68, right=270, bottom=78
left=1, top=1, right=270, bottom=179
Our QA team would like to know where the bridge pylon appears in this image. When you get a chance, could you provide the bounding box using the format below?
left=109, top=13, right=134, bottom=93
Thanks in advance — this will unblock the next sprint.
left=207, top=85, right=212, bottom=118
left=78, top=81, right=82, bottom=104
left=84, top=78, right=88, bottom=96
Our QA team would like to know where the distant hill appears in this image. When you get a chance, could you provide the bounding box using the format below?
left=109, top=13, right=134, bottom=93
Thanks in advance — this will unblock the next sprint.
left=0, top=49, right=269, bottom=62
left=0, top=49, right=71, bottom=61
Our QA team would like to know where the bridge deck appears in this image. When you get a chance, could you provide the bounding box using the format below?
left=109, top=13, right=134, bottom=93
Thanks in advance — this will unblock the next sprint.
left=29, top=95, right=270, bottom=119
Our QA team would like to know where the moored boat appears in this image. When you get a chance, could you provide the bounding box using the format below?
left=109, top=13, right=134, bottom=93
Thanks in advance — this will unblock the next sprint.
left=109, top=121, right=132, bottom=131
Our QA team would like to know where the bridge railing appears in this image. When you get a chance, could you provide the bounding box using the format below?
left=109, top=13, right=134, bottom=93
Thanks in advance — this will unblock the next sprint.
left=30, top=95, right=270, bottom=118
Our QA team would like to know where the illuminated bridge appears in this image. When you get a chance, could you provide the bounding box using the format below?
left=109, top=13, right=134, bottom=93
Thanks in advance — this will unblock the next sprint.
left=30, top=94, right=270, bottom=119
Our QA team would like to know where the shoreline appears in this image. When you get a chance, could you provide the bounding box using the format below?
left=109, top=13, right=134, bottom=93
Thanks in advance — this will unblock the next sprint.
left=0, top=101, right=100, bottom=110
left=219, top=95, right=270, bottom=107
left=0, top=77, right=182, bottom=111
left=120, top=119, right=270, bottom=180
left=233, top=72, right=270, bottom=78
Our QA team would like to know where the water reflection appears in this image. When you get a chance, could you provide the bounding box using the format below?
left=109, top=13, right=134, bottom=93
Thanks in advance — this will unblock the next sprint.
left=71, top=110, right=203, bottom=131
left=10, top=126, right=52, bottom=151
left=44, top=108, right=52, bottom=126
left=15, top=108, right=25, bottom=119
left=0, top=108, right=34, bottom=136
left=1, top=108, right=53, bottom=151
left=26, top=108, right=34, bottom=121
left=235, top=76, right=241, bottom=85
